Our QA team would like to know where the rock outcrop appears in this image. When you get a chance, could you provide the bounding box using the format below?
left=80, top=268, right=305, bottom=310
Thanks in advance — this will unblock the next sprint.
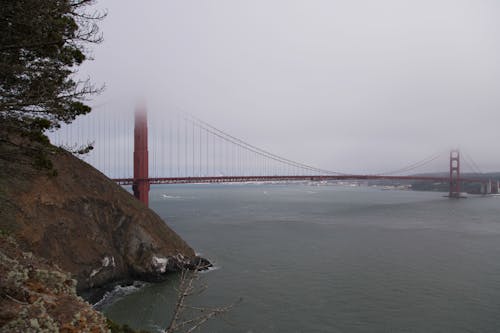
left=0, top=234, right=109, bottom=332
left=0, top=129, right=199, bottom=293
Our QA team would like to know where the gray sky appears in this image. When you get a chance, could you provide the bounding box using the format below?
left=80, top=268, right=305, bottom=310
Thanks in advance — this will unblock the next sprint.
left=80, top=0, right=500, bottom=173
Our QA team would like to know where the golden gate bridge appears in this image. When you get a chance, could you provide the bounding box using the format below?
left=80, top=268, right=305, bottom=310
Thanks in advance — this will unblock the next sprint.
left=48, top=105, right=499, bottom=207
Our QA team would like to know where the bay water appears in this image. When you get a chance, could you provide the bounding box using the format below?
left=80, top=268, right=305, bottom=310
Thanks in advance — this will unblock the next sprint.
left=102, top=184, right=500, bottom=332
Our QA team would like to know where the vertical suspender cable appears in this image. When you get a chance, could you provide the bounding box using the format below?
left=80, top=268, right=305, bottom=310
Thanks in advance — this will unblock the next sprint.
left=113, top=115, right=115, bottom=178
left=213, top=132, right=216, bottom=176
left=121, top=114, right=124, bottom=178
left=177, top=113, right=180, bottom=177
left=206, top=128, right=208, bottom=176
left=169, top=114, right=173, bottom=177
left=192, top=120, right=195, bottom=177
left=199, top=124, right=202, bottom=177
left=184, top=117, right=187, bottom=177
left=104, top=112, right=107, bottom=176
left=162, top=116, right=165, bottom=178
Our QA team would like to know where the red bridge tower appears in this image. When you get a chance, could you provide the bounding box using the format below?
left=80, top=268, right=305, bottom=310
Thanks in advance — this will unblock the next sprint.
left=449, top=150, right=460, bottom=198
left=133, top=106, right=150, bottom=206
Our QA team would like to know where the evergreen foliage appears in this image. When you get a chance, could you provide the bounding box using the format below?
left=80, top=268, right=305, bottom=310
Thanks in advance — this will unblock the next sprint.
left=0, top=0, right=105, bottom=135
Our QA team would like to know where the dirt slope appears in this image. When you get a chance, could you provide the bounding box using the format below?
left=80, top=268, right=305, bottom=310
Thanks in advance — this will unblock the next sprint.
left=0, top=129, right=197, bottom=292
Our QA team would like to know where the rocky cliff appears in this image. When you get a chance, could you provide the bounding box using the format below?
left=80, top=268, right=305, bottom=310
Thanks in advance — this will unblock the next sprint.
left=0, top=234, right=110, bottom=332
left=0, top=129, right=201, bottom=294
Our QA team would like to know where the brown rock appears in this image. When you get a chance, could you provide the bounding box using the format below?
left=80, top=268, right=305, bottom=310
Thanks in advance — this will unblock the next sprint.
left=0, top=128, right=196, bottom=293
left=0, top=235, right=109, bottom=332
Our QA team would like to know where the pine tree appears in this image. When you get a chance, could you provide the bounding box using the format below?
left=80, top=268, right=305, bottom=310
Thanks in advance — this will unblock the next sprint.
left=0, top=0, right=105, bottom=136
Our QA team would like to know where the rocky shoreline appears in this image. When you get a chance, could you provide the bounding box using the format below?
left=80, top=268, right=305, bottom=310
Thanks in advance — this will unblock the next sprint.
left=0, top=128, right=211, bottom=331
left=0, top=232, right=212, bottom=331
left=83, top=255, right=212, bottom=305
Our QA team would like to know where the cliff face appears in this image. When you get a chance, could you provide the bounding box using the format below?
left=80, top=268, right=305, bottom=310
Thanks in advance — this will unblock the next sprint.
left=0, top=130, right=196, bottom=293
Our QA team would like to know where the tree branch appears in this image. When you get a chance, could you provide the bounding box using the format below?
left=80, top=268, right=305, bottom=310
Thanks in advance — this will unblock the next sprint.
left=165, top=266, right=241, bottom=333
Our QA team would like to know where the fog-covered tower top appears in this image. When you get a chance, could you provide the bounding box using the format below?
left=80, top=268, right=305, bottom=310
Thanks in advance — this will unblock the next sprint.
left=133, top=106, right=149, bottom=206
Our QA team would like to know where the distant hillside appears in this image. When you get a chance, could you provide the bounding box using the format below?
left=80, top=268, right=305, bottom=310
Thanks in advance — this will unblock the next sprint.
left=0, top=128, right=199, bottom=295
left=368, top=172, right=500, bottom=194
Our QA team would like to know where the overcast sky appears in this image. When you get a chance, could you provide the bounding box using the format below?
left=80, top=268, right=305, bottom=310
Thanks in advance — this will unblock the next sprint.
left=80, top=0, right=500, bottom=173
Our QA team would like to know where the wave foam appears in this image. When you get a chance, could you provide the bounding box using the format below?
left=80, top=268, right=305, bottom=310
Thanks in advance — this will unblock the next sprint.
left=93, top=281, right=147, bottom=310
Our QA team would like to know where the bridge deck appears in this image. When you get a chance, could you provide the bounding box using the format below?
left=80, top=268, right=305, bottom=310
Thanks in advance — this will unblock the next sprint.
left=113, top=175, right=488, bottom=185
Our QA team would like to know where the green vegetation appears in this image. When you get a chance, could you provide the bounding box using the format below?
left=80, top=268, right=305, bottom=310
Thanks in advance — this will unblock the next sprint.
left=0, top=0, right=105, bottom=137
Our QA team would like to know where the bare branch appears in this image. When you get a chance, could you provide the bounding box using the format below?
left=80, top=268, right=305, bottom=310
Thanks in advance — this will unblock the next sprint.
left=165, top=266, right=241, bottom=333
left=3, top=293, right=29, bottom=305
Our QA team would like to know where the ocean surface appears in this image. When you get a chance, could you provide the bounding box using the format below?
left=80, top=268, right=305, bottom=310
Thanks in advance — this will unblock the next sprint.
left=102, top=184, right=500, bottom=332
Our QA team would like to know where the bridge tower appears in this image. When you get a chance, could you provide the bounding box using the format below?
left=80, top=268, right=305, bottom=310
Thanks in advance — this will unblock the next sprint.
left=133, top=106, right=150, bottom=206
left=449, top=150, right=460, bottom=198
left=481, top=179, right=492, bottom=195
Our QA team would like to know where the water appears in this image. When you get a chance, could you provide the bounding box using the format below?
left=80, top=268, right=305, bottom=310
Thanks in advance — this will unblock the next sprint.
left=103, top=184, right=500, bottom=332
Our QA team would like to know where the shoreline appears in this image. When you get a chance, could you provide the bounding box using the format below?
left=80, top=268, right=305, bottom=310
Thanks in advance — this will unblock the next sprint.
left=81, top=256, right=213, bottom=307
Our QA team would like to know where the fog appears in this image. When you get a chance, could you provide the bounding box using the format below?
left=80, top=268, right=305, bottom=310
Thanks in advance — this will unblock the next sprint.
left=79, top=0, right=500, bottom=173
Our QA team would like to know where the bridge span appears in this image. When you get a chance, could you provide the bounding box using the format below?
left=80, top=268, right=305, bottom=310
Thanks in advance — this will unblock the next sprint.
left=104, top=106, right=500, bottom=207
left=115, top=174, right=489, bottom=186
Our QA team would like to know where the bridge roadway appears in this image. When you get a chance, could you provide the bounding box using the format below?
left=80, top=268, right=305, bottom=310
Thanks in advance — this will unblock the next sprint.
left=113, top=175, right=487, bottom=186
